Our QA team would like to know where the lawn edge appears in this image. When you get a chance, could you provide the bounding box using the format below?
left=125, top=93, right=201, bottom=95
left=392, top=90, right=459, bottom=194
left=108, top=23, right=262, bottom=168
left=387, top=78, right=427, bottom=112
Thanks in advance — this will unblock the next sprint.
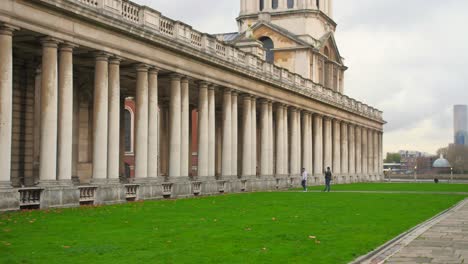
left=349, top=197, right=468, bottom=264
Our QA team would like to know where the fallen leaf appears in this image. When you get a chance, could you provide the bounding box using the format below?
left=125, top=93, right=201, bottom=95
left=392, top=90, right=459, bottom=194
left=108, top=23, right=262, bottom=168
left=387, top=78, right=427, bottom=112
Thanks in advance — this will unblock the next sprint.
left=245, top=227, right=252, bottom=231
left=63, top=245, right=71, bottom=249
left=262, top=247, right=267, bottom=251
left=272, top=217, right=276, bottom=221
left=315, top=240, right=321, bottom=244
left=2, top=241, right=11, bottom=246
left=3, top=229, right=11, bottom=233
left=308, top=236, right=316, bottom=239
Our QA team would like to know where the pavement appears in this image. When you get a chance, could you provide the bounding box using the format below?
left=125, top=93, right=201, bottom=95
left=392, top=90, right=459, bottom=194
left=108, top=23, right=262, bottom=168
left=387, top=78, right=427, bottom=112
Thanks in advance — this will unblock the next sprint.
left=351, top=198, right=468, bottom=264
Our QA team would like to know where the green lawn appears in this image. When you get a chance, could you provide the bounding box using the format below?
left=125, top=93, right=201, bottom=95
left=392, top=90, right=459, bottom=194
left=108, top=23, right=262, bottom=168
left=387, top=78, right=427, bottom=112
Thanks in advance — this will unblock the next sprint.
left=0, top=192, right=466, bottom=264
left=305, top=183, right=468, bottom=193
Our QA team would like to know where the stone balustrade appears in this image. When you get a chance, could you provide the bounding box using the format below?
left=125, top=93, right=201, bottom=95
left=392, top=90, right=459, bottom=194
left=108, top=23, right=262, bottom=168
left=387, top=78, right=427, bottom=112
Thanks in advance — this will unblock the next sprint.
left=43, top=0, right=383, bottom=122
left=18, top=188, right=43, bottom=209
left=79, top=186, right=97, bottom=204
left=125, top=184, right=139, bottom=201
left=191, top=182, right=202, bottom=196
left=162, top=183, right=173, bottom=197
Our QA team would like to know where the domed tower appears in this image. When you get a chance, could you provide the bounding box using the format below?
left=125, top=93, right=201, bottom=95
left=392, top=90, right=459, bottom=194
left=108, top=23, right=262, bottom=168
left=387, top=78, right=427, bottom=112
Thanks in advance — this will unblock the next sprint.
left=224, top=0, right=346, bottom=93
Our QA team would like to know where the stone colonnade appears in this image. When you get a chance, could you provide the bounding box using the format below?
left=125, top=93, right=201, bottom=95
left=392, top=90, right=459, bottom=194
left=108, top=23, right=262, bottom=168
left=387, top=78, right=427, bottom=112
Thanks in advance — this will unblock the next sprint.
left=0, top=24, right=382, bottom=210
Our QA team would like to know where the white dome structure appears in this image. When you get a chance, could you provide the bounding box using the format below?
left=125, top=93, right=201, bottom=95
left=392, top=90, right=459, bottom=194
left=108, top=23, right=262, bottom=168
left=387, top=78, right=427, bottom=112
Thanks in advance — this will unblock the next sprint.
left=433, top=154, right=451, bottom=168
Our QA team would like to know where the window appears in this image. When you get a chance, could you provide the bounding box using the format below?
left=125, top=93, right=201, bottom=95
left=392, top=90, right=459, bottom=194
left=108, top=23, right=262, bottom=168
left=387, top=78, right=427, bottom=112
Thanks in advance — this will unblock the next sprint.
left=287, top=0, right=294, bottom=9
left=260, top=37, right=274, bottom=63
left=272, top=0, right=278, bottom=9
left=124, top=109, right=132, bottom=152
left=316, top=0, right=320, bottom=9
left=259, top=0, right=264, bottom=11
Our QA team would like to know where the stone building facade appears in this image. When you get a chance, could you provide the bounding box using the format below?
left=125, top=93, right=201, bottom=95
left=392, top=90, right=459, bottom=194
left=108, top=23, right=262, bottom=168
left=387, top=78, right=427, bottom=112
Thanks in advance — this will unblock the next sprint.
left=0, top=0, right=384, bottom=211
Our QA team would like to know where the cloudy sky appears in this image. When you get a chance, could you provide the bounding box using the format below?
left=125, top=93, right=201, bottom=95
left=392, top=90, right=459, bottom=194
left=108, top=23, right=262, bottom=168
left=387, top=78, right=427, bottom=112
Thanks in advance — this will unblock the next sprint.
left=134, top=0, right=468, bottom=155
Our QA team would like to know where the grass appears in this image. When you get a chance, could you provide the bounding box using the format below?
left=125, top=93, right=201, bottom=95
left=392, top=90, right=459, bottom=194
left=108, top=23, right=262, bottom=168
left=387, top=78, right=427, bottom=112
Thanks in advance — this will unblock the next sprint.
left=305, top=183, right=468, bottom=193
left=0, top=191, right=466, bottom=264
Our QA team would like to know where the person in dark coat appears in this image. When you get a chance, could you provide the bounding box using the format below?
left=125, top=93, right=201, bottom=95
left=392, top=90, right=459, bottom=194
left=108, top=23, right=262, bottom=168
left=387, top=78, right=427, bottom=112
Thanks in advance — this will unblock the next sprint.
left=323, top=167, right=332, bottom=192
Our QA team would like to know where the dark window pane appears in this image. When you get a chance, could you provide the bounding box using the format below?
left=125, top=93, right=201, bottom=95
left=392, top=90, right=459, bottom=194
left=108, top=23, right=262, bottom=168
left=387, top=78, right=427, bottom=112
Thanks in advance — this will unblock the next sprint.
left=124, top=110, right=132, bottom=152
left=260, top=0, right=264, bottom=11
left=287, top=0, right=294, bottom=8
left=272, top=0, right=278, bottom=9
left=260, top=37, right=274, bottom=63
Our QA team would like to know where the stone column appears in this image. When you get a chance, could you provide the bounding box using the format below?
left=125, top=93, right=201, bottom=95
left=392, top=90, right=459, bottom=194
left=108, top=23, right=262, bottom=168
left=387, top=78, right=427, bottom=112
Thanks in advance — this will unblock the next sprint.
left=367, top=129, right=373, bottom=178
left=361, top=128, right=368, bottom=176
left=275, top=104, right=284, bottom=175
left=283, top=106, right=289, bottom=175
left=302, top=112, right=313, bottom=172
left=251, top=97, right=257, bottom=176
left=231, top=92, right=238, bottom=177
left=208, top=86, right=216, bottom=177
left=348, top=124, right=356, bottom=176
left=355, top=126, right=362, bottom=176
left=39, top=38, right=60, bottom=183
left=341, top=122, right=348, bottom=177
left=169, top=74, right=182, bottom=178
left=379, top=132, right=383, bottom=177
left=107, top=57, right=121, bottom=181
left=332, top=119, right=341, bottom=175
left=260, top=99, right=269, bottom=176
left=268, top=101, right=274, bottom=175
left=180, top=77, right=190, bottom=178
left=92, top=52, right=111, bottom=182
left=374, top=131, right=379, bottom=176
left=148, top=68, right=159, bottom=179
left=313, top=114, right=323, bottom=176
left=56, top=43, right=75, bottom=183
left=290, top=108, right=299, bottom=176
left=323, top=117, right=332, bottom=173
left=222, top=89, right=232, bottom=178
left=197, top=82, right=209, bottom=177
left=0, top=25, right=16, bottom=186
left=135, top=65, right=149, bottom=180
left=242, top=95, right=252, bottom=177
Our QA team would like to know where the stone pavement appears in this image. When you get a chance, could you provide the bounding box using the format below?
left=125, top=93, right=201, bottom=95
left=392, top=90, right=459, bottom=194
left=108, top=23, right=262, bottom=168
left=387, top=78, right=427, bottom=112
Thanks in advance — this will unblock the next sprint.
left=353, top=198, right=468, bottom=264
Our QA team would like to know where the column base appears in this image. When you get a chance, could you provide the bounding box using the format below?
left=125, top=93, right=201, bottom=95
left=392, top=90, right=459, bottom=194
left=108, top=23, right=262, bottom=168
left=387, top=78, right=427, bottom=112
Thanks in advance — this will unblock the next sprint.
left=0, top=186, right=19, bottom=212
left=0, top=181, right=12, bottom=189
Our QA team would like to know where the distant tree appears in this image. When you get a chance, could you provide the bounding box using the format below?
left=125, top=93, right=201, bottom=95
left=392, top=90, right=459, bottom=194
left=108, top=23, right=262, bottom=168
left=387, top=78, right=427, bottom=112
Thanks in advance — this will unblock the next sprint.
left=446, top=145, right=468, bottom=174
left=384, top=153, right=401, bottom=163
left=436, top=147, right=448, bottom=157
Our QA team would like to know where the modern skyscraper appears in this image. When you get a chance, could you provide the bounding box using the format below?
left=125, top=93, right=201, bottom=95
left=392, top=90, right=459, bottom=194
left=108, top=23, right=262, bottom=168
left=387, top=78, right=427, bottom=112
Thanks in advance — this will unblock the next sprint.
left=454, top=105, right=468, bottom=145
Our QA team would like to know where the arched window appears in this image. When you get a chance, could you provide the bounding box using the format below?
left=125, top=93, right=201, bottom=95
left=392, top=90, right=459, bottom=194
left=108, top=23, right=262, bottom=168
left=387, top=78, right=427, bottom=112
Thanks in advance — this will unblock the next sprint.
left=259, top=0, right=264, bottom=11
left=260, top=37, right=274, bottom=63
left=287, top=0, right=294, bottom=9
left=272, top=0, right=278, bottom=9
left=124, top=109, right=133, bottom=153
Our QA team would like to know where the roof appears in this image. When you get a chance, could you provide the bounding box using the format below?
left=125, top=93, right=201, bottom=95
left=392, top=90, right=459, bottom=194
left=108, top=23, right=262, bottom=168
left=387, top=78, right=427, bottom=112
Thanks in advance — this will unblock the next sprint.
left=214, top=32, right=240, bottom=43
left=433, top=155, right=451, bottom=168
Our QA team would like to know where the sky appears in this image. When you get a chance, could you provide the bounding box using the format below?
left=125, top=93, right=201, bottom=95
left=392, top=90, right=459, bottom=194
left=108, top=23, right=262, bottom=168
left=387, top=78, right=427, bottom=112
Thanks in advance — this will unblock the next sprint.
left=133, top=0, right=468, bottom=155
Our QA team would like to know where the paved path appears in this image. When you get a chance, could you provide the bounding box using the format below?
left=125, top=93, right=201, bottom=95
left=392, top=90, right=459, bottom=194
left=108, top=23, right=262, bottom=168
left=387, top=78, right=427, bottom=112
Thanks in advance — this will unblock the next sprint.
left=353, top=199, right=468, bottom=264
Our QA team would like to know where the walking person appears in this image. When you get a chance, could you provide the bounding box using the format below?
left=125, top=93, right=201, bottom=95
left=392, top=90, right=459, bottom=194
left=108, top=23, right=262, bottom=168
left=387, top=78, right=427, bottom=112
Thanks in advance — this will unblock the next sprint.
left=301, top=168, right=308, bottom=192
left=323, top=167, right=332, bottom=192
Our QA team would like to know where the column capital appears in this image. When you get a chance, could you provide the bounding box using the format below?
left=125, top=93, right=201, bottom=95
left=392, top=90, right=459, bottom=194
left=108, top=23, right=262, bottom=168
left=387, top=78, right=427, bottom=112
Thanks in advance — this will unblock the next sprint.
left=0, top=23, right=19, bottom=35
left=323, top=115, right=333, bottom=121
left=181, top=76, right=192, bottom=84
left=92, top=51, right=112, bottom=61
left=241, top=93, right=251, bottom=99
left=259, top=98, right=269, bottom=104
left=109, top=56, right=123, bottom=65
left=59, top=42, right=79, bottom=52
left=136, top=63, right=150, bottom=72
left=148, top=66, right=161, bottom=74
left=40, top=36, right=62, bottom=48
left=197, top=80, right=210, bottom=88
left=169, top=73, right=183, bottom=80
left=208, top=84, right=217, bottom=91
left=223, top=88, right=233, bottom=94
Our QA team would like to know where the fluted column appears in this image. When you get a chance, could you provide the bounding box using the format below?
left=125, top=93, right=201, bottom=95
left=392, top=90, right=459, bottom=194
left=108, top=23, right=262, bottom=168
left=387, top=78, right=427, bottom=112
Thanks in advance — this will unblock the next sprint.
left=260, top=99, right=269, bottom=176
left=231, top=92, right=238, bottom=177
left=374, top=131, right=379, bottom=177
left=379, top=132, right=383, bottom=177
left=39, top=38, right=61, bottom=183
left=197, top=82, right=209, bottom=177
left=135, top=65, right=150, bottom=180
left=148, top=68, right=159, bottom=179
left=361, top=128, right=368, bottom=177
left=302, top=112, right=312, bottom=173
left=332, top=119, right=341, bottom=176
left=283, top=106, right=289, bottom=175
left=367, top=128, right=373, bottom=178
left=56, top=43, right=75, bottom=183
left=107, top=57, right=121, bottom=181
left=168, top=74, right=182, bottom=178
left=355, top=126, right=362, bottom=176
left=341, top=122, right=348, bottom=177
left=242, top=95, right=252, bottom=177
left=313, top=114, right=323, bottom=176
left=222, top=89, right=232, bottom=178
left=180, top=77, right=190, bottom=178
left=208, top=86, right=216, bottom=177
left=0, top=25, right=16, bottom=186
left=290, top=108, right=299, bottom=176
left=268, top=101, right=274, bottom=175
left=91, top=51, right=110, bottom=182
left=323, top=117, right=332, bottom=172
left=251, top=97, right=257, bottom=176
left=275, top=104, right=284, bottom=175
left=348, top=124, right=356, bottom=176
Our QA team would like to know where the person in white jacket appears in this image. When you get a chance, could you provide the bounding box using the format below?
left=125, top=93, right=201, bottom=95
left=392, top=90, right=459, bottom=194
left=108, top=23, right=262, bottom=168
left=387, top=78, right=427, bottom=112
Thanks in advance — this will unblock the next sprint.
left=301, top=168, right=308, bottom=192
